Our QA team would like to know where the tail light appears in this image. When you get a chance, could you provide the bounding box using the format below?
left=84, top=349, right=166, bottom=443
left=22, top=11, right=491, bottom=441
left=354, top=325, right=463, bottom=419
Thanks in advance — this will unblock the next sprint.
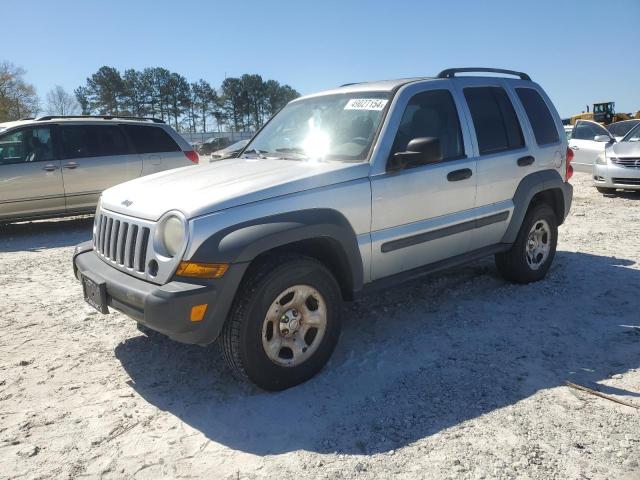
left=565, top=147, right=573, bottom=181
left=184, top=150, right=199, bottom=164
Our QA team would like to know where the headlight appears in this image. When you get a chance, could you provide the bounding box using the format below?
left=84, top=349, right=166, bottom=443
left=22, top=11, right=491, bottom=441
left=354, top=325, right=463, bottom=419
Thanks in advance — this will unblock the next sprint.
left=596, top=154, right=608, bottom=165
left=159, top=213, right=187, bottom=257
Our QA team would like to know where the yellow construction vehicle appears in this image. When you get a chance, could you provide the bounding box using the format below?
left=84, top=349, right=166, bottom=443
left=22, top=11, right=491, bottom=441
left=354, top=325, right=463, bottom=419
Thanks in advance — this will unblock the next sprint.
left=570, top=102, right=638, bottom=125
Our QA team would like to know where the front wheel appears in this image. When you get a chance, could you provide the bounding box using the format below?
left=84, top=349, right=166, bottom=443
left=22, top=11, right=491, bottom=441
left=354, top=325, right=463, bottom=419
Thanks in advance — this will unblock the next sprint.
left=219, top=254, right=342, bottom=390
left=495, top=203, right=558, bottom=284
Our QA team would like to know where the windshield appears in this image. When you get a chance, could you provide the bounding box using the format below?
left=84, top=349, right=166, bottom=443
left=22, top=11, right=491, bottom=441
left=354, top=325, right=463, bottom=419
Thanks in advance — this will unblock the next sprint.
left=621, top=123, right=640, bottom=142
left=243, top=92, right=391, bottom=162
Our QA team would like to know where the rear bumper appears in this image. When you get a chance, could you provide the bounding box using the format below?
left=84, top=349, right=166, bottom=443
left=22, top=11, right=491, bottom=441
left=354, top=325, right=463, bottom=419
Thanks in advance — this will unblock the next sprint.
left=593, top=163, right=640, bottom=190
left=73, top=242, right=247, bottom=345
left=562, top=181, right=573, bottom=222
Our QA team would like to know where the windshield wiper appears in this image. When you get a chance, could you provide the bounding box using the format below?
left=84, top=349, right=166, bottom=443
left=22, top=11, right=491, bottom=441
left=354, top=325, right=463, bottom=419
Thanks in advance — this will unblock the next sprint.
left=242, top=148, right=272, bottom=159
left=275, top=147, right=309, bottom=160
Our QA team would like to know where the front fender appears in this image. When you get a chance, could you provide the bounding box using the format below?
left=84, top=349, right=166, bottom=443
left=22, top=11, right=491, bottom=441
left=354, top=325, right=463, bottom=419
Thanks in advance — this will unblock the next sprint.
left=189, top=208, right=364, bottom=292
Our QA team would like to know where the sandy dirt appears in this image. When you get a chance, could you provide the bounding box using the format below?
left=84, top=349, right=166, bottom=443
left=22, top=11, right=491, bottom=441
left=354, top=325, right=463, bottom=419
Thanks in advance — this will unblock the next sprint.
left=1, top=171, right=639, bottom=479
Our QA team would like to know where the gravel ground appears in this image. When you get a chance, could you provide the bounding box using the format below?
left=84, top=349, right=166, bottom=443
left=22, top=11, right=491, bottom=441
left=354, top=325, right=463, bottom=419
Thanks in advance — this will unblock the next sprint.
left=1, top=171, right=639, bottom=480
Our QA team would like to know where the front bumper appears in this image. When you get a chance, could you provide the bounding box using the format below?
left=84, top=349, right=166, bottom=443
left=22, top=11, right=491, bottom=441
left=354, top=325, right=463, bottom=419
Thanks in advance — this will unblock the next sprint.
left=73, top=242, right=248, bottom=345
left=593, top=162, right=640, bottom=190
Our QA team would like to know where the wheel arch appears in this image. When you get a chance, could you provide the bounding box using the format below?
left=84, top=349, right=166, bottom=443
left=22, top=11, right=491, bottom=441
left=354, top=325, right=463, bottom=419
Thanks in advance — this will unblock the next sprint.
left=189, top=208, right=364, bottom=299
left=502, top=169, right=572, bottom=244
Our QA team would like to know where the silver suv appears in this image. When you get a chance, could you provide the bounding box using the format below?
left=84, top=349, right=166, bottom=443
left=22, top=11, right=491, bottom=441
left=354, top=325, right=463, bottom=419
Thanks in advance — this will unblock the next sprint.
left=73, top=68, right=573, bottom=390
left=0, top=116, right=198, bottom=222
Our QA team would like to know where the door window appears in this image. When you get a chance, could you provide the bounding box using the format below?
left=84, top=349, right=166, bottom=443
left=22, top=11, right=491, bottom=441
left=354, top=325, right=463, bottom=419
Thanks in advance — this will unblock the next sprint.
left=464, top=87, right=524, bottom=155
left=390, top=89, right=465, bottom=161
left=572, top=121, right=610, bottom=141
left=122, top=125, right=180, bottom=154
left=60, top=125, right=132, bottom=159
left=0, top=127, right=54, bottom=165
left=515, top=88, right=559, bottom=145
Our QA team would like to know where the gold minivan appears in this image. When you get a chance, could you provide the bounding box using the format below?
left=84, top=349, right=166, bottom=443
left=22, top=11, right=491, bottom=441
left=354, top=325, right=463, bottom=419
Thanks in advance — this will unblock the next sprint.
left=0, top=116, right=199, bottom=222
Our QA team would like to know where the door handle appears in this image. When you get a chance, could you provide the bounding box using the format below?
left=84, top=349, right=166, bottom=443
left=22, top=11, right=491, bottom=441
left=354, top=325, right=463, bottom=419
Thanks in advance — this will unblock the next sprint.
left=63, top=162, right=78, bottom=169
left=569, top=145, right=579, bottom=150
left=42, top=164, right=58, bottom=172
left=517, top=155, right=535, bottom=166
left=447, top=168, right=473, bottom=182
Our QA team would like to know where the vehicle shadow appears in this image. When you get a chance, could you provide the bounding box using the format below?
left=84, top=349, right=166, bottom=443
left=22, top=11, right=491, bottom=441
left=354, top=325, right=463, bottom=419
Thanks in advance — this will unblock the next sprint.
left=0, top=216, right=93, bottom=252
left=608, top=190, right=640, bottom=200
left=115, top=251, right=640, bottom=455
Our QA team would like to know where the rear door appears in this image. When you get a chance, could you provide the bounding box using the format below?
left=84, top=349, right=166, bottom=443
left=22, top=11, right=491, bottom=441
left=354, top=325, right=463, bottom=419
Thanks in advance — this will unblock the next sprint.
left=0, top=125, right=65, bottom=220
left=453, top=79, right=532, bottom=248
left=121, top=124, right=189, bottom=175
left=59, top=124, right=141, bottom=212
left=569, top=120, right=612, bottom=169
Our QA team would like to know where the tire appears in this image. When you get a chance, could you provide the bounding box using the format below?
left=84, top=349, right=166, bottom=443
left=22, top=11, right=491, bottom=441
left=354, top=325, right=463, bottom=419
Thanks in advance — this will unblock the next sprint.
left=495, top=203, right=558, bottom=284
left=596, top=187, right=616, bottom=194
left=219, top=253, right=342, bottom=391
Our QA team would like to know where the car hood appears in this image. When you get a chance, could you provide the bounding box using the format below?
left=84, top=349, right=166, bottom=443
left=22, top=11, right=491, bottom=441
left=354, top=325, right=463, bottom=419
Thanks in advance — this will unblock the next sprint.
left=101, top=158, right=370, bottom=221
left=610, top=141, right=640, bottom=158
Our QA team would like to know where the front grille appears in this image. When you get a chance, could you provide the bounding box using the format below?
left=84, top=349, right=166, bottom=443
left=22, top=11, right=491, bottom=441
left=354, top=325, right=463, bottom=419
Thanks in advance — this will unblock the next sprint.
left=612, top=177, right=640, bottom=186
left=611, top=157, right=640, bottom=168
left=94, top=212, right=151, bottom=273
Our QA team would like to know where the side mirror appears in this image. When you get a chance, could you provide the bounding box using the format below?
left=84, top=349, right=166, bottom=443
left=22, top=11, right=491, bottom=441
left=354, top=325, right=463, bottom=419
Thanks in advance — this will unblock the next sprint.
left=594, top=134, right=613, bottom=143
left=389, top=137, right=442, bottom=171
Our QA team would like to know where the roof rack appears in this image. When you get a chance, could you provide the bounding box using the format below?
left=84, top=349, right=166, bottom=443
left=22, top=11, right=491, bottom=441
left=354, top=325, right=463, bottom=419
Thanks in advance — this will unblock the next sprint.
left=437, top=68, right=531, bottom=81
left=34, top=115, right=165, bottom=124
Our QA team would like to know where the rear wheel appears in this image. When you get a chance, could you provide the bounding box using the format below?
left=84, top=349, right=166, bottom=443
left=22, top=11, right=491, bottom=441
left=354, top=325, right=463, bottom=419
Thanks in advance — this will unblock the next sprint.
left=219, top=254, right=342, bottom=390
left=596, top=186, right=616, bottom=194
left=495, top=203, right=557, bottom=284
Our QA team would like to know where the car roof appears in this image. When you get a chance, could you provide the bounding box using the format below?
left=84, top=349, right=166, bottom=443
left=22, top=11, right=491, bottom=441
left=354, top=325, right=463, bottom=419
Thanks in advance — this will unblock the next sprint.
left=1, top=116, right=166, bottom=130
left=295, top=71, right=532, bottom=101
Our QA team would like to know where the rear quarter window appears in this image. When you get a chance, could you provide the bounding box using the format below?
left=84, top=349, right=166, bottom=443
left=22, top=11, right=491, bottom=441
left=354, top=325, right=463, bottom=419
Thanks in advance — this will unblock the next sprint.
left=122, top=125, right=180, bottom=154
left=515, top=88, right=559, bottom=145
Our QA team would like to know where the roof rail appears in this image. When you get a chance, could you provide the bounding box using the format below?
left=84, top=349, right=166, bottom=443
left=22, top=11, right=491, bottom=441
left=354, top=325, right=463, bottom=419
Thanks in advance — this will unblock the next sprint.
left=34, top=115, right=165, bottom=124
left=437, top=68, right=531, bottom=81
left=339, top=82, right=364, bottom=87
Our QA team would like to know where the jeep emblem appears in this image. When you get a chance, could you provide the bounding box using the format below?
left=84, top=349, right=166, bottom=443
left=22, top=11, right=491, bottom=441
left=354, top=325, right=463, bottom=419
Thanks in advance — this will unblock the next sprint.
left=121, top=200, right=133, bottom=207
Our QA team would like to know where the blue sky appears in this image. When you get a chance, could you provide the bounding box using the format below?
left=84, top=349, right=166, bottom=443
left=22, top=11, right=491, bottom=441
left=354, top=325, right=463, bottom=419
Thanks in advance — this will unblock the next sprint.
left=5, top=0, right=639, bottom=118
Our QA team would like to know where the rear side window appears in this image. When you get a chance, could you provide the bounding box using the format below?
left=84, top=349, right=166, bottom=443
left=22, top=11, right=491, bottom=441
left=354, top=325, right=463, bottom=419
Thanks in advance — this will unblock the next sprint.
left=122, top=125, right=180, bottom=154
left=516, top=88, right=559, bottom=145
left=60, top=125, right=131, bottom=158
left=464, top=87, right=524, bottom=155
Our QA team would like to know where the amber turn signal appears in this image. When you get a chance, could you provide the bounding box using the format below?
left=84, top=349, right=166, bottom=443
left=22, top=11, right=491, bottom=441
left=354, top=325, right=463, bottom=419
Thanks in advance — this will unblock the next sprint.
left=190, top=304, right=208, bottom=322
left=176, top=261, right=229, bottom=279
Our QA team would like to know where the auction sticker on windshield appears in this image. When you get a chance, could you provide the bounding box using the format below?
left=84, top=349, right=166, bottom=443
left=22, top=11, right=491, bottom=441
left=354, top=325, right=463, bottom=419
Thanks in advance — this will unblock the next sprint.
left=344, top=98, right=388, bottom=111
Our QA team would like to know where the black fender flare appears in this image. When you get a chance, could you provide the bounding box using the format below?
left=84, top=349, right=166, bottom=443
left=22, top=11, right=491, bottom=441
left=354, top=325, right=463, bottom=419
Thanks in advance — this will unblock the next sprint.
left=190, top=208, right=364, bottom=292
left=501, top=169, right=573, bottom=244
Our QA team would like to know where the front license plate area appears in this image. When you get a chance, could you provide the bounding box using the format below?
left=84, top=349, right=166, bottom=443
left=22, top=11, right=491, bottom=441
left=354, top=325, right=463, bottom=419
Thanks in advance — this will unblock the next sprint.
left=82, top=273, right=109, bottom=314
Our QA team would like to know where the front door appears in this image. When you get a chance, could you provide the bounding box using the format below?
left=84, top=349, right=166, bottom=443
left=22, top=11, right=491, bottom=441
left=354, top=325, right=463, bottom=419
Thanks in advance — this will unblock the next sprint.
left=569, top=120, right=611, bottom=169
left=0, top=126, right=65, bottom=221
left=370, top=84, right=477, bottom=280
left=59, top=124, right=142, bottom=212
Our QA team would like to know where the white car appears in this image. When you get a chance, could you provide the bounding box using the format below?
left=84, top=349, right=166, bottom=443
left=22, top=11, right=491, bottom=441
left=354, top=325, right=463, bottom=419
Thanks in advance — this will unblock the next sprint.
left=593, top=122, right=640, bottom=193
left=568, top=120, right=614, bottom=171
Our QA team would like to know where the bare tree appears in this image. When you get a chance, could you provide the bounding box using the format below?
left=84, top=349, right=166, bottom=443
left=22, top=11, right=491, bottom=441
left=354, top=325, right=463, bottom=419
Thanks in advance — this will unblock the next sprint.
left=46, top=85, right=78, bottom=115
left=0, top=61, right=39, bottom=121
